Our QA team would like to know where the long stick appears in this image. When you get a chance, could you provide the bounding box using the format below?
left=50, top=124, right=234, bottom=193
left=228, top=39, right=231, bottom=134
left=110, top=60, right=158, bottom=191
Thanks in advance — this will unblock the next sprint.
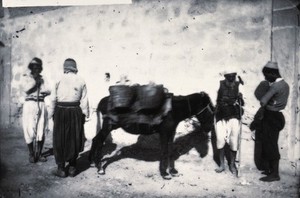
left=34, top=85, right=42, bottom=159
left=237, top=98, right=243, bottom=178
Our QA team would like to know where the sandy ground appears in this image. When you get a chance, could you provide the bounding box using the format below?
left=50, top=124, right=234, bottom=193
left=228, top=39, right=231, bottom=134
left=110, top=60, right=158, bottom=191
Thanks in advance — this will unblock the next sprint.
left=0, top=124, right=299, bottom=198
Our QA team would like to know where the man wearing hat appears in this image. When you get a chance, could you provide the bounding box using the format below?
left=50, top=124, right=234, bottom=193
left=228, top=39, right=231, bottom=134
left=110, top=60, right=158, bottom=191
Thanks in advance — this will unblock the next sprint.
left=250, top=80, right=270, bottom=173
left=214, top=71, right=244, bottom=176
left=22, top=57, right=51, bottom=163
left=50, top=58, right=89, bottom=178
left=256, top=61, right=289, bottom=182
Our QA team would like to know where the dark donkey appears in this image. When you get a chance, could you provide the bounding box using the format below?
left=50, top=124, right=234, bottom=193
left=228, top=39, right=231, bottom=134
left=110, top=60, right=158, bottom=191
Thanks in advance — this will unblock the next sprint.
left=89, top=92, right=215, bottom=179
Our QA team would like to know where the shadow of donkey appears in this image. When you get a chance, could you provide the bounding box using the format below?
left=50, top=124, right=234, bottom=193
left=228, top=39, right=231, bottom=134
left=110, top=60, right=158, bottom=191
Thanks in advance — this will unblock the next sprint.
left=99, top=125, right=211, bottom=173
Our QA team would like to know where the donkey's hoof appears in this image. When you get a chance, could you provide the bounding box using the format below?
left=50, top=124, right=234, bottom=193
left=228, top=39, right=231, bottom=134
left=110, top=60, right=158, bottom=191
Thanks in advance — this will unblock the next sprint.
left=89, top=161, right=95, bottom=167
left=162, top=174, right=172, bottom=180
left=170, top=168, right=179, bottom=177
left=161, top=172, right=172, bottom=180
left=97, top=169, right=105, bottom=175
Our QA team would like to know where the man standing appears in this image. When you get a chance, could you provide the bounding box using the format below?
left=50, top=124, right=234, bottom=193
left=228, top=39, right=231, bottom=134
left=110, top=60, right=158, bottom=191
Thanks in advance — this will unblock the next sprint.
left=215, top=72, right=244, bottom=176
left=22, top=57, right=51, bottom=163
left=50, top=58, right=89, bottom=178
left=250, top=80, right=270, bottom=172
left=258, top=61, right=289, bottom=182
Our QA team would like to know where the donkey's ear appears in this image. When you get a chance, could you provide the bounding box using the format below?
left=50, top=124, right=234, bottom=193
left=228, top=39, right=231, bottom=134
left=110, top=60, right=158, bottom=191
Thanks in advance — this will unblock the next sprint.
left=199, top=91, right=205, bottom=96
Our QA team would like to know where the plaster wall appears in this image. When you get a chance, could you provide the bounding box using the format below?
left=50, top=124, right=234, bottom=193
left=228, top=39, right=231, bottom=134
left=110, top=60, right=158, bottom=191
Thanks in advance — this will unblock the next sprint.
left=0, top=30, right=11, bottom=127
left=4, top=0, right=272, bottom=127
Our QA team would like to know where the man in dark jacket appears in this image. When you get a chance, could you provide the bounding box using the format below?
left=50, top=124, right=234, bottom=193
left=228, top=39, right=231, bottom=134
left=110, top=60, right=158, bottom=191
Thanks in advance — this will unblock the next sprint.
left=215, top=72, right=244, bottom=176
left=250, top=80, right=270, bottom=172
left=257, top=61, right=289, bottom=182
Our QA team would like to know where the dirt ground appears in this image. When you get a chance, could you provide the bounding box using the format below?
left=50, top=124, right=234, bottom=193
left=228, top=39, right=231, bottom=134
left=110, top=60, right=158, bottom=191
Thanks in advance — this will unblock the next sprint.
left=0, top=124, right=299, bottom=198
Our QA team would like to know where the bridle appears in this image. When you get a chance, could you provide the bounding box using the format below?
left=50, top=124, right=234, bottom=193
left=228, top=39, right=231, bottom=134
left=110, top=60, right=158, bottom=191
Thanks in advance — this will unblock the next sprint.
left=187, top=98, right=214, bottom=118
left=195, top=102, right=213, bottom=116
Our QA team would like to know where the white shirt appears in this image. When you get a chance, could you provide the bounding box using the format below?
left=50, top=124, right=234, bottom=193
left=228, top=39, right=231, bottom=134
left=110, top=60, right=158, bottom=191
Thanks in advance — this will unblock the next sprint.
left=22, top=73, right=51, bottom=100
left=50, top=72, right=89, bottom=117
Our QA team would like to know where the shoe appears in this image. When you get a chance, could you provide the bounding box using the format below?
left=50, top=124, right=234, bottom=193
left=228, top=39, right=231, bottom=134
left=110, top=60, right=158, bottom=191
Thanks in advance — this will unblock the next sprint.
left=68, top=166, right=77, bottom=177
left=215, top=166, right=225, bottom=173
left=29, top=154, right=35, bottom=163
left=259, top=175, right=280, bottom=182
left=54, top=168, right=66, bottom=178
left=37, top=155, right=47, bottom=162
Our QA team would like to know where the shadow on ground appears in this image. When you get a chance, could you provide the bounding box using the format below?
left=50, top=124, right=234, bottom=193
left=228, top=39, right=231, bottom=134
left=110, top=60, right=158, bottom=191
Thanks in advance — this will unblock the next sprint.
left=100, top=127, right=215, bottom=172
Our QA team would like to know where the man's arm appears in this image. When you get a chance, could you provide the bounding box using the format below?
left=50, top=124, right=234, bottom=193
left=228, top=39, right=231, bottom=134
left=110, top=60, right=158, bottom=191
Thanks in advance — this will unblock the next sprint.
left=260, top=85, right=276, bottom=107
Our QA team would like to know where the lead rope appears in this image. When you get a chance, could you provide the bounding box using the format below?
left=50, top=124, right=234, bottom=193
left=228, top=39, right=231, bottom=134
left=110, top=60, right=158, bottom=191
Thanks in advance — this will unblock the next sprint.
left=187, top=98, right=213, bottom=118
left=34, top=80, right=42, bottom=160
left=195, top=103, right=210, bottom=116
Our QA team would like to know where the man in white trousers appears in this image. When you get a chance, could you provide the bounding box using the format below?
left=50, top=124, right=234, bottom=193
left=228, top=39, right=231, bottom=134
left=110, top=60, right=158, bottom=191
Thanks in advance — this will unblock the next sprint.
left=214, top=72, right=244, bottom=176
left=22, top=57, right=51, bottom=163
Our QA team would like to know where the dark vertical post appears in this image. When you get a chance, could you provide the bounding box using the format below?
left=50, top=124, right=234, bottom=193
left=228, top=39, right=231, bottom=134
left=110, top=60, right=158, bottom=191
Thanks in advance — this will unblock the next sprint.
left=270, top=0, right=274, bottom=61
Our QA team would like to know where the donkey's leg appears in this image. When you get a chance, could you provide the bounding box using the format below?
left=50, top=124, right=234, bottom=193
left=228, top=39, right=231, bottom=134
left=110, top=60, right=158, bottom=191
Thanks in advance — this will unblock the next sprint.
left=169, top=130, right=179, bottom=177
left=159, top=131, right=171, bottom=180
left=97, top=111, right=113, bottom=144
left=89, top=127, right=100, bottom=163
left=160, top=125, right=178, bottom=179
left=90, top=118, right=112, bottom=175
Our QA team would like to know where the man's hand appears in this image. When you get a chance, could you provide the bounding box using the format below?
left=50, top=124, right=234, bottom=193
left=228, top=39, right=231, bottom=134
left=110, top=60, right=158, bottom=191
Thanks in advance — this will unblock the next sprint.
left=82, top=114, right=90, bottom=123
left=85, top=115, right=90, bottom=122
left=41, top=91, right=50, bottom=97
left=35, top=77, right=44, bottom=87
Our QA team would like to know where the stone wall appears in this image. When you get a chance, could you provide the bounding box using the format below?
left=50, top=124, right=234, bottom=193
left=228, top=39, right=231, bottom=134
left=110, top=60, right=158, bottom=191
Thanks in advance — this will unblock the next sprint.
left=2, top=0, right=272, bottom=128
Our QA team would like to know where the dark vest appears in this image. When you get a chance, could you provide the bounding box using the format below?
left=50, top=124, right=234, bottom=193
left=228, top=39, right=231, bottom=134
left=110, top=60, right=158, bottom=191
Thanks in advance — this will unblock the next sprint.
left=217, top=80, right=239, bottom=105
left=216, top=80, right=241, bottom=121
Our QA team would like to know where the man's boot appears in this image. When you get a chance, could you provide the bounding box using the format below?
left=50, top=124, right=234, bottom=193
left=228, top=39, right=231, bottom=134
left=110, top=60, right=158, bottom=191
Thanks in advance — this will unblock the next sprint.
left=215, top=148, right=225, bottom=173
left=229, top=150, right=238, bottom=176
left=27, top=143, right=35, bottom=163
left=37, top=140, right=47, bottom=162
left=260, top=160, right=280, bottom=182
left=54, top=163, right=66, bottom=178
